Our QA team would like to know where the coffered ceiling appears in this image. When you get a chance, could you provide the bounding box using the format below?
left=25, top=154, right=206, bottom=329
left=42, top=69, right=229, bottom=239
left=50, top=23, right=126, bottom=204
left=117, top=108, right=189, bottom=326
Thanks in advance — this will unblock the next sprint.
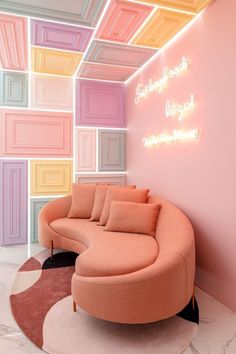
left=0, top=0, right=214, bottom=82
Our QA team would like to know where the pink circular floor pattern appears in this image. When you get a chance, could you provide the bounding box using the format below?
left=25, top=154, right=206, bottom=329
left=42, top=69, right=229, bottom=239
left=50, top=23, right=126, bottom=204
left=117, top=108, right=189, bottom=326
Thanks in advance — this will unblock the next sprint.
left=10, top=250, right=198, bottom=354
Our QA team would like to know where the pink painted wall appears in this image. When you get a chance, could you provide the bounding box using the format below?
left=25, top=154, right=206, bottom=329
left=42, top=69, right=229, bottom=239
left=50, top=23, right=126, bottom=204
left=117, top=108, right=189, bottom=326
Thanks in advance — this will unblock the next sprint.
left=126, top=0, right=236, bottom=311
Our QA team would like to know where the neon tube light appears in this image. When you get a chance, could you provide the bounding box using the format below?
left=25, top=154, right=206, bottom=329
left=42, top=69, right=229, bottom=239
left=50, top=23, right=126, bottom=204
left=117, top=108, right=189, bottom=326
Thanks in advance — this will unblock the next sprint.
left=166, top=94, right=195, bottom=121
left=135, top=57, right=190, bottom=104
left=143, top=128, right=199, bottom=147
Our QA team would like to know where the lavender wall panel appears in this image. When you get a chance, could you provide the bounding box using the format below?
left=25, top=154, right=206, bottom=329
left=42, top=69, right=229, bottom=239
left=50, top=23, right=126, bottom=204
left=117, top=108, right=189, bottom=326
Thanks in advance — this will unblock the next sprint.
left=31, top=19, right=93, bottom=52
left=0, top=160, right=28, bottom=245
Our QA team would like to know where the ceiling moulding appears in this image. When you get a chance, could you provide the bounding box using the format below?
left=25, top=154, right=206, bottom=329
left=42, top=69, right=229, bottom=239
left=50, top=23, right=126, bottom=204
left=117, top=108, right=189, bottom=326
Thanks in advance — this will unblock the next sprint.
left=134, top=0, right=214, bottom=14
left=96, top=0, right=153, bottom=44
left=133, top=8, right=193, bottom=48
left=85, top=40, right=157, bottom=68
left=0, top=0, right=107, bottom=27
left=77, top=62, right=136, bottom=82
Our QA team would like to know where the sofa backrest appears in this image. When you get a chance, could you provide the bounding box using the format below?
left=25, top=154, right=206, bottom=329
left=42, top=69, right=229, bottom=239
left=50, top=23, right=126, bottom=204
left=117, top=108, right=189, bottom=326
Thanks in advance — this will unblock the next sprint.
left=147, top=195, right=194, bottom=258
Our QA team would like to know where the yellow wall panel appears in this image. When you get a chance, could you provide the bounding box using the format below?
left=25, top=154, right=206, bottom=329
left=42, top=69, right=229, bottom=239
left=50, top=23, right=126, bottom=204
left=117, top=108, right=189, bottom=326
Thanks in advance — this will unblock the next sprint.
left=31, top=47, right=82, bottom=76
left=31, top=160, right=72, bottom=196
left=133, top=8, right=193, bottom=48
left=134, top=0, right=213, bottom=13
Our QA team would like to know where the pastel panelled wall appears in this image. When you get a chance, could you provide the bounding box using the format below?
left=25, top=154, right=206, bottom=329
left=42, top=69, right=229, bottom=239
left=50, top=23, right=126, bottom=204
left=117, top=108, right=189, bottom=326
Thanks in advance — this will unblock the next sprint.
left=0, top=12, right=126, bottom=245
left=126, top=0, right=236, bottom=311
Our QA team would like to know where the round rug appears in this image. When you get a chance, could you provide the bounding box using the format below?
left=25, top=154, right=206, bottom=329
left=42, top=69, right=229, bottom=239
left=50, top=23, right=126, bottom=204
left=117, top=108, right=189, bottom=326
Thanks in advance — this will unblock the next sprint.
left=10, top=250, right=199, bottom=354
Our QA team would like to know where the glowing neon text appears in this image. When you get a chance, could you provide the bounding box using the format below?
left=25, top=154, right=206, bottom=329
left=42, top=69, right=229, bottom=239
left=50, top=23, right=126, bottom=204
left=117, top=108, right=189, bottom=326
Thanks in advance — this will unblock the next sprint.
left=166, top=94, right=195, bottom=121
left=143, top=129, right=199, bottom=147
left=135, top=57, right=190, bottom=104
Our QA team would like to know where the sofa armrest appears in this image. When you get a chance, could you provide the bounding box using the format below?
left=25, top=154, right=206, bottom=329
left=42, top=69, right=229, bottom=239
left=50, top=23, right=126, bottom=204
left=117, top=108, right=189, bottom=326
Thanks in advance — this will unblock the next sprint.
left=39, top=195, right=72, bottom=224
left=38, top=195, right=72, bottom=248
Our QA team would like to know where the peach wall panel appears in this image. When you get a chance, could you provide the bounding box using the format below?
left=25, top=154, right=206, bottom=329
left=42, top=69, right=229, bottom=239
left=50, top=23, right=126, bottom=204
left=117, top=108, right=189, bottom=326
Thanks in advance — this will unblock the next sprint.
left=96, top=0, right=153, bottom=43
left=0, top=109, right=72, bottom=157
left=31, top=47, right=82, bottom=76
left=0, top=13, right=28, bottom=70
left=136, top=0, right=213, bottom=13
left=31, top=160, right=72, bottom=196
left=133, top=8, right=193, bottom=48
left=30, top=75, right=73, bottom=110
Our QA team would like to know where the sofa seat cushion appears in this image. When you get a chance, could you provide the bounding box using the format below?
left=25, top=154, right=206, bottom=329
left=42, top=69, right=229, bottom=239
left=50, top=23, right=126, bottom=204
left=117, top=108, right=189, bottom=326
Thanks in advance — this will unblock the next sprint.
left=76, top=235, right=158, bottom=277
left=50, top=218, right=104, bottom=247
left=50, top=218, right=159, bottom=277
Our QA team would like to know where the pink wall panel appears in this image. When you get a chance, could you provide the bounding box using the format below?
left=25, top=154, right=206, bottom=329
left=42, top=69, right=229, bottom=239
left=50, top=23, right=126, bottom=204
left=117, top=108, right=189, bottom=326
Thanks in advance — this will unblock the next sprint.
left=0, top=13, right=28, bottom=70
left=96, top=0, right=153, bottom=43
left=126, top=0, right=236, bottom=311
left=31, top=19, right=93, bottom=52
left=77, top=62, right=136, bottom=81
left=76, top=80, right=125, bottom=127
left=30, top=74, right=73, bottom=110
left=76, top=129, right=96, bottom=171
left=0, top=109, right=72, bottom=157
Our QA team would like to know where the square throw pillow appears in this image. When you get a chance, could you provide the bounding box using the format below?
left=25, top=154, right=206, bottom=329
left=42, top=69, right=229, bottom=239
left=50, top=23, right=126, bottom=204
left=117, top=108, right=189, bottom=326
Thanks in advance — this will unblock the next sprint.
left=105, top=201, right=161, bottom=236
left=90, top=184, right=136, bottom=221
left=99, top=188, right=149, bottom=226
left=68, top=183, right=96, bottom=218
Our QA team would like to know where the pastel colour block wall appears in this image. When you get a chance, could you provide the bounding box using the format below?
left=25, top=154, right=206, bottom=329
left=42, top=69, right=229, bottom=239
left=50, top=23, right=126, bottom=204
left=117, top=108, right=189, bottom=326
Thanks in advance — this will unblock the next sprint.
left=126, top=0, right=236, bottom=311
left=0, top=12, right=126, bottom=245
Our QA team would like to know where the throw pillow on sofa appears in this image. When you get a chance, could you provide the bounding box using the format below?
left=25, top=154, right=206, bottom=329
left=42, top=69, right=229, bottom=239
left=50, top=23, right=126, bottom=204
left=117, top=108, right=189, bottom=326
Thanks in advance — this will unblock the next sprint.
left=99, top=188, right=150, bottom=226
left=105, top=201, right=161, bottom=236
left=90, top=184, right=136, bottom=221
left=68, top=183, right=96, bottom=218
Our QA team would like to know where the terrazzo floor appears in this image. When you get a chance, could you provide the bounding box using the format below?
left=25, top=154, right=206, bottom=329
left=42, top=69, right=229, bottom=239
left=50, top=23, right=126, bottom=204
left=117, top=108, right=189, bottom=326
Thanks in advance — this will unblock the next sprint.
left=0, top=244, right=236, bottom=354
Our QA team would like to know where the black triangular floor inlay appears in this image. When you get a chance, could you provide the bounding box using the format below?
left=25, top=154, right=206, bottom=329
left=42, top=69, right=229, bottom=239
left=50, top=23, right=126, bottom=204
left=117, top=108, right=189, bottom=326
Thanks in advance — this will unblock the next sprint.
left=177, top=297, right=199, bottom=324
left=42, top=252, right=79, bottom=270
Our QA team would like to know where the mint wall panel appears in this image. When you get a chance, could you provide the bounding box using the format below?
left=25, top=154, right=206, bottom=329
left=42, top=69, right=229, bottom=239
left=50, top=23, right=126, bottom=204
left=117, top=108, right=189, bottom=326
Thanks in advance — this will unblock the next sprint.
left=76, top=80, right=125, bottom=127
left=0, top=160, right=27, bottom=245
left=0, top=109, right=72, bottom=157
left=0, top=0, right=106, bottom=27
left=30, top=198, right=52, bottom=243
left=0, top=72, right=28, bottom=107
left=31, top=19, right=93, bottom=52
left=98, top=130, right=125, bottom=171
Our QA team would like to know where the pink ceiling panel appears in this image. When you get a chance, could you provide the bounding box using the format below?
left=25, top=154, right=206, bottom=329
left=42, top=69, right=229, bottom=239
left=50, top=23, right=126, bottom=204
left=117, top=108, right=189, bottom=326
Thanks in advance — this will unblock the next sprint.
left=77, top=63, right=136, bottom=81
left=85, top=40, right=156, bottom=67
left=0, top=13, right=28, bottom=70
left=31, top=19, right=93, bottom=52
left=96, top=0, right=153, bottom=43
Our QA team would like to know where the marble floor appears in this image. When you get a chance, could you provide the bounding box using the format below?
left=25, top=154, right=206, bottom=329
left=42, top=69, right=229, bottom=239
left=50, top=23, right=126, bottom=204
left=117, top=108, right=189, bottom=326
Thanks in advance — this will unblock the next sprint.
left=0, top=244, right=236, bottom=354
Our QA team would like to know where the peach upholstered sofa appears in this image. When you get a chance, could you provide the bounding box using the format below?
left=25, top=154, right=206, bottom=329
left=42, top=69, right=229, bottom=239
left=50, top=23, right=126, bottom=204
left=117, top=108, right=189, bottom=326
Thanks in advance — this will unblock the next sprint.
left=38, top=192, right=195, bottom=324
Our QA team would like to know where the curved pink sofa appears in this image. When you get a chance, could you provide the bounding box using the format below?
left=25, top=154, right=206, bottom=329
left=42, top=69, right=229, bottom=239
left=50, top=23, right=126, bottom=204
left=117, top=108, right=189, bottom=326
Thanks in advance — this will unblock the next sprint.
left=38, top=194, right=195, bottom=324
